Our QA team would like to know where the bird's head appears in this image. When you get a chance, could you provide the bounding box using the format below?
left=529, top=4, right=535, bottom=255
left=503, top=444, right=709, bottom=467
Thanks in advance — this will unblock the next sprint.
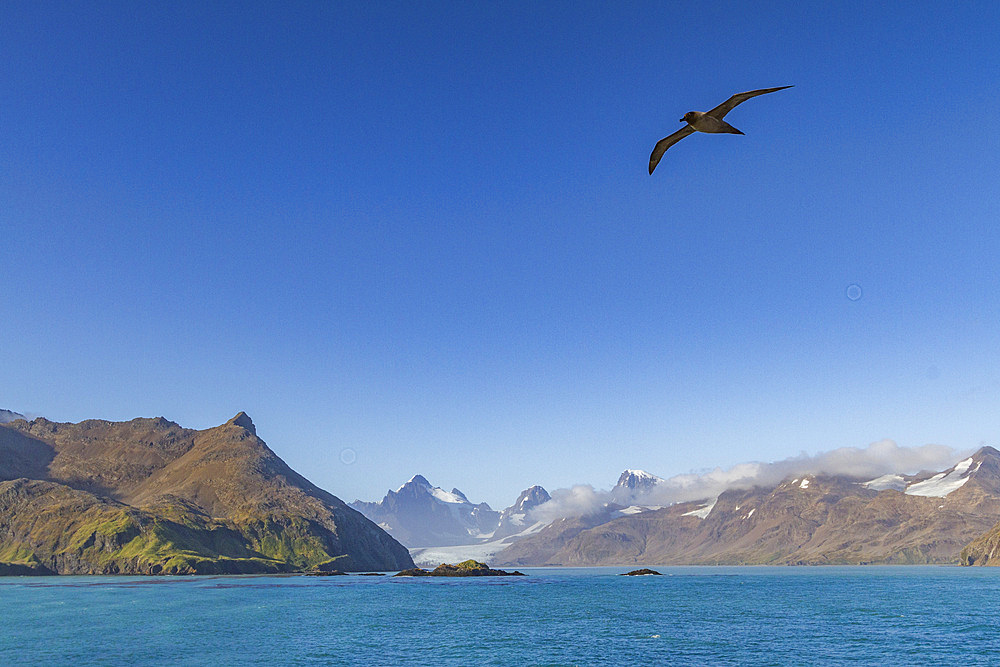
left=680, top=111, right=697, bottom=124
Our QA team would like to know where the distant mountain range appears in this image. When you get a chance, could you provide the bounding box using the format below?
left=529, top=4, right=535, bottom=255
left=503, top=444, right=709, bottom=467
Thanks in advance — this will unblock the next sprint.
left=350, top=476, right=551, bottom=549
left=492, top=447, right=1000, bottom=567
left=0, top=412, right=413, bottom=575
left=350, top=447, right=1000, bottom=568
left=347, top=470, right=684, bottom=566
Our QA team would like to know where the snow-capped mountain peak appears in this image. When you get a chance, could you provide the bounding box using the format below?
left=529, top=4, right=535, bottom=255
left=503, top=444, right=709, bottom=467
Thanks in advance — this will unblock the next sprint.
left=611, top=469, right=665, bottom=504
left=615, top=469, right=665, bottom=489
left=351, top=475, right=499, bottom=547
left=400, top=474, right=432, bottom=491
left=513, top=485, right=549, bottom=512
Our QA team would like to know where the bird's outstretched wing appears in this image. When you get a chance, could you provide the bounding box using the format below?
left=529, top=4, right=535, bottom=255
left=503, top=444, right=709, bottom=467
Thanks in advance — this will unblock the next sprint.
left=706, top=85, right=793, bottom=120
left=648, top=125, right=695, bottom=174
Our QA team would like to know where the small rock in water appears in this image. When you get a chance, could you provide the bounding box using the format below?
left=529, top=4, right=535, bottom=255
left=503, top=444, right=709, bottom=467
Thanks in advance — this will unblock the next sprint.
left=621, top=568, right=662, bottom=576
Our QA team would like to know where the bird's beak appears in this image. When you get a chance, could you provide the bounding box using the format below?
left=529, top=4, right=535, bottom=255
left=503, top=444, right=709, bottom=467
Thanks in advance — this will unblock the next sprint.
left=679, top=118, right=685, bottom=123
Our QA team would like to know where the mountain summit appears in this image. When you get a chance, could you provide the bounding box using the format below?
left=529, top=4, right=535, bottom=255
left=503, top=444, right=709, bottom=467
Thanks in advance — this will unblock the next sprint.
left=226, top=411, right=257, bottom=435
left=610, top=469, right=664, bottom=504
left=494, top=485, right=552, bottom=540
left=0, top=413, right=413, bottom=575
left=351, top=475, right=500, bottom=547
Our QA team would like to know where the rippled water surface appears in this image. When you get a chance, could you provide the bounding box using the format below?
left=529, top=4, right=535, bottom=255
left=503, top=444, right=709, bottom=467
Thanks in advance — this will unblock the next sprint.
left=3, top=566, right=1000, bottom=665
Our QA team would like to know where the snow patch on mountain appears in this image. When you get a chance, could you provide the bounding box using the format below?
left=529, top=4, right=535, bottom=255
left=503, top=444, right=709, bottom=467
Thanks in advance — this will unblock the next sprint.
left=430, top=487, right=467, bottom=504
left=905, top=457, right=974, bottom=497
left=682, top=497, right=717, bottom=519
left=616, top=505, right=666, bottom=516
left=863, top=473, right=907, bottom=491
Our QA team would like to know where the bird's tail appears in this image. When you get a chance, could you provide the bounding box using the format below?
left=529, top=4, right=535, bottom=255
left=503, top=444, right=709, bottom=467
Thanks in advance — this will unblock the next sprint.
left=727, top=125, right=745, bottom=135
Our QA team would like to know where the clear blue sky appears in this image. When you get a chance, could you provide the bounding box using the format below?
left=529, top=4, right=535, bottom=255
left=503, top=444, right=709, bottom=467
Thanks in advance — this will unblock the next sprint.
left=3, top=1, right=999, bottom=508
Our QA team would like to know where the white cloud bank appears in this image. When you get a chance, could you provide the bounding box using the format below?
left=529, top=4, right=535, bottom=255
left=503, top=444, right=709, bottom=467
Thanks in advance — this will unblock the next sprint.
left=530, top=439, right=968, bottom=522
left=530, top=484, right=608, bottom=523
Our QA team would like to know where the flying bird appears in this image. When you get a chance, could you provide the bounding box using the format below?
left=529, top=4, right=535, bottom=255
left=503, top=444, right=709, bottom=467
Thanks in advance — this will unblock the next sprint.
left=648, top=85, right=793, bottom=174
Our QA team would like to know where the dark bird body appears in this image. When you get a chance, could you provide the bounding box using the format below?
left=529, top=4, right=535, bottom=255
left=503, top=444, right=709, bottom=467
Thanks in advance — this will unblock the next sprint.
left=648, top=85, right=792, bottom=174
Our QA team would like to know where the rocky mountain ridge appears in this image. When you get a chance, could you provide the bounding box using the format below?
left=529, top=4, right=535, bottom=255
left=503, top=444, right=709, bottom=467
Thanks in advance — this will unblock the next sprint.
left=492, top=447, right=1000, bottom=567
left=494, top=485, right=551, bottom=540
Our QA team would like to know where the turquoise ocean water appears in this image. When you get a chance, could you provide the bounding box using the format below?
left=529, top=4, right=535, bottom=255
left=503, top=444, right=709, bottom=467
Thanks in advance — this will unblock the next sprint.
left=2, top=566, right=999, bottom=665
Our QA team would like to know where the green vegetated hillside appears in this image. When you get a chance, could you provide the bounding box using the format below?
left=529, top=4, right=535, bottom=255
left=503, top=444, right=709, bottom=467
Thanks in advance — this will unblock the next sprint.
left=0, top=413, right=413, bottom=575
